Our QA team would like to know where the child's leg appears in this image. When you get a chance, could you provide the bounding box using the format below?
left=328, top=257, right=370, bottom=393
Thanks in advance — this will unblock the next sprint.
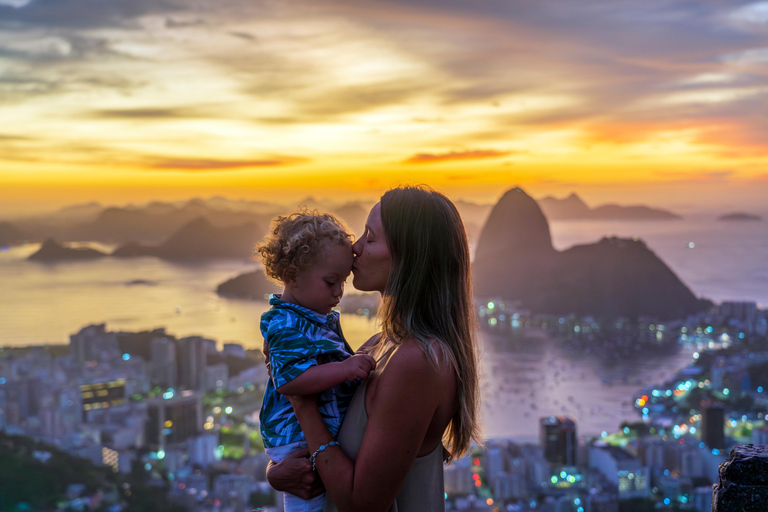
left=265, top=441, right=326, bottom=512
left=284, top=491, right=326, bottom=512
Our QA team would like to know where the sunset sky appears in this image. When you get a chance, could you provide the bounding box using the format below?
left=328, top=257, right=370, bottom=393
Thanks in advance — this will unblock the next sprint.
left=2, top=0, right=768, bottom=216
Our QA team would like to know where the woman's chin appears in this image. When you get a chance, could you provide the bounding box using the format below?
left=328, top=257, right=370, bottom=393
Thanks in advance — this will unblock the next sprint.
left=351, top=276, right=373, bottom=293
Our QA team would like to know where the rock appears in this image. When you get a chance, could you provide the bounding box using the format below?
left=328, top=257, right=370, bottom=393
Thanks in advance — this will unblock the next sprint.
left=28, top=239, right=107, bottom=261
left=473, top=187, right=707, bottom=320
left=719, top=444, right=768, bottom=486
left=216, top=271, right=277, bottom=300
left=713, top=445, right=768, bottom=512
left=113, top=217, right=267, bottom=260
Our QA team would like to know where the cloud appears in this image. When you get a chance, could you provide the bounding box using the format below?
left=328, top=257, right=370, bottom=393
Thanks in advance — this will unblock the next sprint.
left=0, top=0, right=177, bottom=29
left=404, top=149, right=512, bottom=164
left=147, top=156, right=308, bottom=171
left=656, top=170, right=736, bottom=183
left=88, top=108, right=199, bottom=119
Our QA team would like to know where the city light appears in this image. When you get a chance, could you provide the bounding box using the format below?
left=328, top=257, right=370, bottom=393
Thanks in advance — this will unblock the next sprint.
left=225, top=406, right=233, bottom=414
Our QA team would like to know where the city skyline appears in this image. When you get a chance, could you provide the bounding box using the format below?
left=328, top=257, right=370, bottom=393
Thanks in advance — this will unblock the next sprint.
left=2, top=0, right=768, bottom=216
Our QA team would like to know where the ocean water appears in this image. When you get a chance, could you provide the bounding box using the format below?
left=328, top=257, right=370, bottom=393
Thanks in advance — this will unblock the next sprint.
left=0, top=217, right=765, bottom=437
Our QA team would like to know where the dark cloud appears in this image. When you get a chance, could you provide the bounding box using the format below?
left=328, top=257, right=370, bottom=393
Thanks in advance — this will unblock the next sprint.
left=404, top=150, right=511, bottom=165
left=229, top=31, right=257, bottom=41
left=148, top=156, right=309, bottom=171
left=165, top=17, right=205, bottom=29
left=0, top=0, right=179, bottom=29
left=88, top=108, right=199, bottom=119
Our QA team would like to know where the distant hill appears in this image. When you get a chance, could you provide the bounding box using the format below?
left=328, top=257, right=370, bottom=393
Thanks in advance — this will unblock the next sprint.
left=538, top=193, right=681, bottom=221
left=28, top=239, right=108, bottom=261
left=332, top=202, right=369, bottom=237
left=719, top=212, right=761, bottom=222
left=0, top=222, right=25, bottom=246
left=473, top=187, right=707, bottom=320
left=112, top=217, right=266, bottom=260
left=216, top=270, right=278, bottom=300
left=65, top=202, right=269, bottom=244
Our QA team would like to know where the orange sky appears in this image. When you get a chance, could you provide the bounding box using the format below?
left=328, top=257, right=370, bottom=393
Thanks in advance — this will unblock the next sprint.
left=2, top=0, right=768, bottom=217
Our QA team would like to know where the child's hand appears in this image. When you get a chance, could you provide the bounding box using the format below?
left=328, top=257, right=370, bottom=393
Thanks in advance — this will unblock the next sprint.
left=340, top=354, right=376, bottom=382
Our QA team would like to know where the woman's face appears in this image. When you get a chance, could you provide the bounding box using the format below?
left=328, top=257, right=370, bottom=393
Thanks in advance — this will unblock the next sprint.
left=352, top=202, right=392, bottom=293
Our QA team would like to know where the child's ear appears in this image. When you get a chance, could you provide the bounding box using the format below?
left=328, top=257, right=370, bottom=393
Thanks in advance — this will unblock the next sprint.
left=282, top=265, right=299, bottom=287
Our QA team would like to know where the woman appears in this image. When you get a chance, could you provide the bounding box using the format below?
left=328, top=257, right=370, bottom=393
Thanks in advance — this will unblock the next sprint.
left=267, top=186, right=481, bottom=511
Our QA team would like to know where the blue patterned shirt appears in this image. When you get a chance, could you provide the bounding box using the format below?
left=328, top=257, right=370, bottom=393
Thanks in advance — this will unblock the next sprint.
left=259, top=294, right=358, bottom=448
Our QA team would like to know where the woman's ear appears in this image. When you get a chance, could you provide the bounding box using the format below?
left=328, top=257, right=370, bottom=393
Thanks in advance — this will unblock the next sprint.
left=282, top=265, right=299, bottom=287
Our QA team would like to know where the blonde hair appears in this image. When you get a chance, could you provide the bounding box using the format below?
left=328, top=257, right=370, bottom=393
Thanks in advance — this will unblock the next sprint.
left=376, top=186, right=481, bottom=463
left=256, top=210, right=353, bottom=283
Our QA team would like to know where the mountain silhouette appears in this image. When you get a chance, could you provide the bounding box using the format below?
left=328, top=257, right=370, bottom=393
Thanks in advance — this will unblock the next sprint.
left=719, top=213, right=761, bottom=222
left=28, top=239, right=108, bottom=261
left=216, top=271, right=278, bottom=300
left=0, top=222, right=25, bottom=246
left=473, top=188, right=706, bottom=320
left=539, top=193, right=680, bottom=221
left=112, top=217, right=266, bottom=260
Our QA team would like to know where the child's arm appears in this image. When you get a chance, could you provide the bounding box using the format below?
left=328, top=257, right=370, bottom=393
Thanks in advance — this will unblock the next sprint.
left=276, top=354, right=376, bottom=396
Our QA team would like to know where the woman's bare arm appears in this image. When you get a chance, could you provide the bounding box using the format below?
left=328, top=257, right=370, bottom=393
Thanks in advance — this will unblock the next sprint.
left=265, top=447, right=325, bottom=499
left=288, top=340, right=448, bottom=512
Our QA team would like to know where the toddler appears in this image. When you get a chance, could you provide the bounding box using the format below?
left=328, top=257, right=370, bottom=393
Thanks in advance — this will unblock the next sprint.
left=257, top=211, right=376, bottom=512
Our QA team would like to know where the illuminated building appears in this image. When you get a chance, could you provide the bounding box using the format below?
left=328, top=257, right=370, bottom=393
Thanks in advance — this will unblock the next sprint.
left=701, top=406, right=725, bottom=450
left=589, top=445, right=648, bottom=499
left=69, top=324, right=119, bottom=365
left=145, top=392, right=202, bottom=449
left=150, top=336, right=177, bottom=389
left=444, top=456, right=472, bottom=495
left=178, top=336, right=210, bottom=391
left=540, top=416, right=577, bottom=466
left=80, top=380, right=126, bottom=420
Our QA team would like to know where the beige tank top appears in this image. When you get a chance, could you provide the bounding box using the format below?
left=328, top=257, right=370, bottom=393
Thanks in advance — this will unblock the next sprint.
left=323, top=363, right=446, bottom=511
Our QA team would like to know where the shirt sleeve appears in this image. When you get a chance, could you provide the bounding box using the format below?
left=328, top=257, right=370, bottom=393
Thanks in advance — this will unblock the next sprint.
left=266, top=326, right=321, bottom=389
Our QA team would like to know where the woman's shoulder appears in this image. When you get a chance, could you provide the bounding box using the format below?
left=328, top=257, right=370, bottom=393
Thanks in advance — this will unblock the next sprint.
left=382, top=337, right=453, bottom=382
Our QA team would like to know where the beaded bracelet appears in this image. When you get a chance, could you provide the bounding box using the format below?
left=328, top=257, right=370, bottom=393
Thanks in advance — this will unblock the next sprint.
left=310, top=441, right=339, bottom=471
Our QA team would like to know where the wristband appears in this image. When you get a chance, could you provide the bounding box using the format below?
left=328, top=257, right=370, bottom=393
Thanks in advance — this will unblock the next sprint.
left=310, top=441, right=340, bottom=471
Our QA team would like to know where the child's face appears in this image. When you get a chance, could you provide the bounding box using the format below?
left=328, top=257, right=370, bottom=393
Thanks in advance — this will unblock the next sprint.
left=291, top=242, right=354, bottom=314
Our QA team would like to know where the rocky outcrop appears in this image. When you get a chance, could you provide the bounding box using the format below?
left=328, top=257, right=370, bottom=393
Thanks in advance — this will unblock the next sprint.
left=216, top=271, right=277, bottom=300
left=28, top=239, right=107, bottom=261
left=113, top=217, right=266, bottom=260
left=713, top=444, right=768, bottom=512
left=473, top=187, right=706, bottom=320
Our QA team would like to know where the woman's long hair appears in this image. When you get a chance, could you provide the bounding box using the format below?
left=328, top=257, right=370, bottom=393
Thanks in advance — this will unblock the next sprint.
left=377, top=185, right=481, bottom=463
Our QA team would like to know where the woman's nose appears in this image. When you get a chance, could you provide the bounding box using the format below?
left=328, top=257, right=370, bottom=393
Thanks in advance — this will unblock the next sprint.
left=352, top=238, right=362, bottom=256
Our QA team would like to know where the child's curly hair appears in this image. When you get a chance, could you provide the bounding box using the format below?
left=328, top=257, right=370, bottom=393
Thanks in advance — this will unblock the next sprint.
left=256, top=210, right=354, bottom=283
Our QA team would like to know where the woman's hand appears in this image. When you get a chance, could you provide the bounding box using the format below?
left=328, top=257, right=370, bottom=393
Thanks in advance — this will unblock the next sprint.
left=266, top=447, right=325, bottom=499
